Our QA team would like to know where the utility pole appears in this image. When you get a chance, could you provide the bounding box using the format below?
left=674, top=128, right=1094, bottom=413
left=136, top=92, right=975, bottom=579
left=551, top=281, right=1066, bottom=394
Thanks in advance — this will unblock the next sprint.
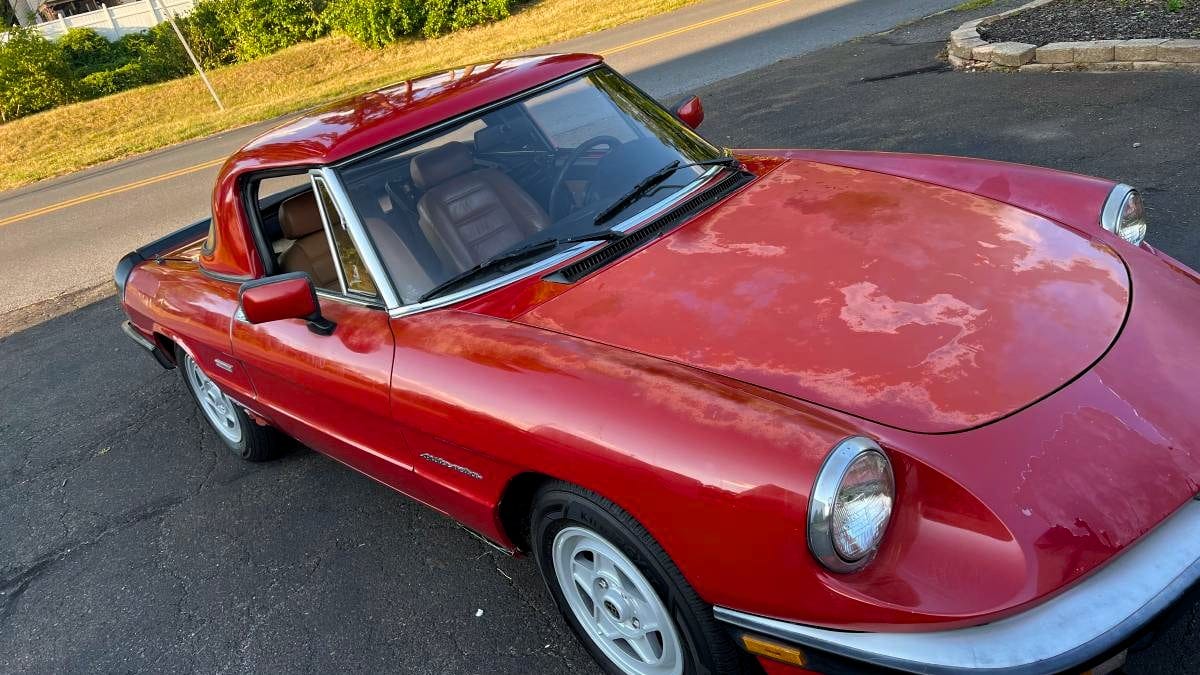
left=154, top=0, right=224, bottom=111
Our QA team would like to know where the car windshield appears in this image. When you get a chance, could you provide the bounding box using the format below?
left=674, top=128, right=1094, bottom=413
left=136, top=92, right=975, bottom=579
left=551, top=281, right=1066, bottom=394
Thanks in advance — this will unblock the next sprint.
left=335, top=67, right=724, bottom=304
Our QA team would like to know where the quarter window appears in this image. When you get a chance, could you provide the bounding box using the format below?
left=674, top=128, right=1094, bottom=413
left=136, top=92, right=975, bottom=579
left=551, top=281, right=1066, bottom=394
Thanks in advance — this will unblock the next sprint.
left=312, top=177, right=378, bottom=297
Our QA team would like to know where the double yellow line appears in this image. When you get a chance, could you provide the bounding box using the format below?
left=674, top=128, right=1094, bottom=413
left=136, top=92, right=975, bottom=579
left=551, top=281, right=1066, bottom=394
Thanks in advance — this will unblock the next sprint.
left=605, top=0, right=794, bottom=56
left=0, top=0, right=793, bottom=230
left=0, top=157, right=226, bottom=228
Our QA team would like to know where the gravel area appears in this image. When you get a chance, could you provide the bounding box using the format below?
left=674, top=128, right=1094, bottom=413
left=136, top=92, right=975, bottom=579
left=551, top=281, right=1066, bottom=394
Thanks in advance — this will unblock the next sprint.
left=982, top=0, right=1200, bottom=43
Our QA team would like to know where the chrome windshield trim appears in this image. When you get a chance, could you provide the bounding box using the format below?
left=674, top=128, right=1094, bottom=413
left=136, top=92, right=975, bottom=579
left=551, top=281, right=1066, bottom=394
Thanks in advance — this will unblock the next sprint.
left=715, top=499, right=1200, bottom=674
left=1100, top=183, right=1136, bottom=236
left=610, top=165, right=722, bottom=233
left=387, top=242, right=599, bottom=319
left=312, top=167, right=402, bottom=310
left=385, top=167, right=725, bottom=319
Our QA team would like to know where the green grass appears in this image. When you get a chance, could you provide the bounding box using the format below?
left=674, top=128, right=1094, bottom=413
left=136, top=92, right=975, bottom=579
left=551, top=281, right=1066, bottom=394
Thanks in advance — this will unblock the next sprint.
left=0, top=0, right=698, bottom=191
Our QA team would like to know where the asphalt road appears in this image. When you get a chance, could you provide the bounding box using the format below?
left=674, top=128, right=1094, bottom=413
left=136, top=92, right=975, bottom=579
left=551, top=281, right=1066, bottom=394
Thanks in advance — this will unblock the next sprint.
left=4, top=1, right=1200, bottom=674
left=0, top=0, right=965, bottom=324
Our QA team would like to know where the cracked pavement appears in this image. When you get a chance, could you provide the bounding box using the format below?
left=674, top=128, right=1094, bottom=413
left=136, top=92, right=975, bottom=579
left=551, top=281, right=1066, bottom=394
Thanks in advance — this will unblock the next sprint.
left=2, top=4, right=1199, bottom=673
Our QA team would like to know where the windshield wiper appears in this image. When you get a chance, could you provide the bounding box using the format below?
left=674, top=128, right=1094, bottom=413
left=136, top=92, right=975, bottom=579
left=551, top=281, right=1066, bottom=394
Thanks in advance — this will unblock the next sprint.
left=417, top=230, right=623, bottom=303
left=593, top=156, right=742, bottom=227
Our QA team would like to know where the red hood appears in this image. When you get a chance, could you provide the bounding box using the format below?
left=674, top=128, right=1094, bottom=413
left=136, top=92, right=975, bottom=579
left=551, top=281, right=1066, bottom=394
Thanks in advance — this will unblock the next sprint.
left=520, top=160, right=1130, bottom=433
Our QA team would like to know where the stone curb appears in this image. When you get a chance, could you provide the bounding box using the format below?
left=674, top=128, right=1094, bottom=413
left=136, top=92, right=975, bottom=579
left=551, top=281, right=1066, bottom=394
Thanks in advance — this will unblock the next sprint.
left=947, top=0, right=1200, bottom=73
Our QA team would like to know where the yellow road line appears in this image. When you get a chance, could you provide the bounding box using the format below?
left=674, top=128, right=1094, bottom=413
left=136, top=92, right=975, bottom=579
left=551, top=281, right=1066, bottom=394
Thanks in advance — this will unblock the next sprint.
left=0, top=0, right=795, bottom=229
left=0, top=157, right=225, bottom=228
left=602, top=0, right=795, bottom=56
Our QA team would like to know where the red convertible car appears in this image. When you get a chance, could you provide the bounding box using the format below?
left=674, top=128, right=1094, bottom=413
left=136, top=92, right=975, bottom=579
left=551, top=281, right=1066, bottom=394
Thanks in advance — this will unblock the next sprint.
left=116, top=54, right=1200, bottom=675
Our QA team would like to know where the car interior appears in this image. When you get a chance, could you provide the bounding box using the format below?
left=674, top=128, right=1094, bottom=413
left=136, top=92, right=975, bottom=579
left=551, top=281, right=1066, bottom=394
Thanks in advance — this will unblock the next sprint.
left=247, top=72, right=700, bottom=305
left=253, top=122, right=631, bottom=304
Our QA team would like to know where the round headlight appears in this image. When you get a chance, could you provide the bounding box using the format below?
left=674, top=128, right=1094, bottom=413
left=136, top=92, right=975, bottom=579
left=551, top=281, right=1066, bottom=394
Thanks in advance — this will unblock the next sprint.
left=1100, top=185, right=1148, bottom=246
left=808, top=437, right=894, bottom=573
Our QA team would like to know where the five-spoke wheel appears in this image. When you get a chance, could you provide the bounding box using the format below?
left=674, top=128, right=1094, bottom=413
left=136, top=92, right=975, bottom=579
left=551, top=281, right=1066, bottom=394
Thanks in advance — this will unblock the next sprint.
left=177, top=347, right=284, bottom=462
left=532, top=482, right=745, bottom=675
left=554, top=526, right=684, bottom=675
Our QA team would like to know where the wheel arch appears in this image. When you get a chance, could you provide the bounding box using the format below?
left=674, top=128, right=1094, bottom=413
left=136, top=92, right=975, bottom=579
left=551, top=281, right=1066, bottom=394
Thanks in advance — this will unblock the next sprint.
left=496, top=471, right=558, bottom=552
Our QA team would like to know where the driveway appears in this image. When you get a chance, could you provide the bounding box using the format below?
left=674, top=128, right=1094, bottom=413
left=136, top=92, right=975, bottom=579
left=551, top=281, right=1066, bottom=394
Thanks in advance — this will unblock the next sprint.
left=3, top=3, right=1199, bottom=673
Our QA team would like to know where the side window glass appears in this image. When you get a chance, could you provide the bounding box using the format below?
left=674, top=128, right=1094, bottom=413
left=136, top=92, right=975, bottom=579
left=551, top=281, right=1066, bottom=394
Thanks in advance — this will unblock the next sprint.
left=312, top=177, right=378, bottom=298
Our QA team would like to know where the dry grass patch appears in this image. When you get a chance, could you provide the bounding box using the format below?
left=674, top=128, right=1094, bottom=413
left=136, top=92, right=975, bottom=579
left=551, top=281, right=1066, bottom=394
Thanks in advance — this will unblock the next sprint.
left=0, top=0, right=696, bottom=191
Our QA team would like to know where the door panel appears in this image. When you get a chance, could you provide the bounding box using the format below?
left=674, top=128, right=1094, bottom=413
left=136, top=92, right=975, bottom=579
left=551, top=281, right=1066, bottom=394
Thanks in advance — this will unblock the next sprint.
left=231, top=298, right=415, bottom=490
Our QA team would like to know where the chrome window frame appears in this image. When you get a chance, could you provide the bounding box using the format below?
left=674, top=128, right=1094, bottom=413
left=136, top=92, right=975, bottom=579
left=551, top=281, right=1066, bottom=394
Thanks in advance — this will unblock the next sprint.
left=308, top=168, right=401, bottom=309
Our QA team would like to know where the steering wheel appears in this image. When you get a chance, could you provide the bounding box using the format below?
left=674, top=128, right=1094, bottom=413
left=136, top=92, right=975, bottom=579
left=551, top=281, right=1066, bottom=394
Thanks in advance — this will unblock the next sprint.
left=548, top=135, right=621, bottom=220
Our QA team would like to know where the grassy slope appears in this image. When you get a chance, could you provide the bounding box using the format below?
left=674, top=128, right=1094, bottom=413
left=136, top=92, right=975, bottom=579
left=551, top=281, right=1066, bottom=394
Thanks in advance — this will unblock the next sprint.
left=0, top=0, right=696, bottom=191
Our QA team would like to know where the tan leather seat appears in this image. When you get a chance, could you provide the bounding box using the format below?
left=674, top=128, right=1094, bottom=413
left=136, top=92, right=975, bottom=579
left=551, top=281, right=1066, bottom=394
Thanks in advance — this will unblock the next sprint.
left=361, top=216, right=434, bottom=303
left=411, top=141, right=549, bottom=272
left=277, top=191, right=339, bottom=289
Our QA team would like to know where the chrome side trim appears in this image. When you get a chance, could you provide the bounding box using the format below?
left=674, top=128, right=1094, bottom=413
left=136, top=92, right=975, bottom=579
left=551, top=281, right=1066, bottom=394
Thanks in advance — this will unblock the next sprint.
left=384, top=167, right=724, bottom=319
left=1100, top=183, right=1136, bottom=235
left=312, top=168, right=403, bottom=310
left=716, top=499, right=1200, bottom=674
left=315, top=288, right=384, bottom=310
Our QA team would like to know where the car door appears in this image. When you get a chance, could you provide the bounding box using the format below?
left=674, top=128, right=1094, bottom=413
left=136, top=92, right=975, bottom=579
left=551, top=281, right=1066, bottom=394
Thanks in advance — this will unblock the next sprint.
left=230, top=172, right=417, bottom=492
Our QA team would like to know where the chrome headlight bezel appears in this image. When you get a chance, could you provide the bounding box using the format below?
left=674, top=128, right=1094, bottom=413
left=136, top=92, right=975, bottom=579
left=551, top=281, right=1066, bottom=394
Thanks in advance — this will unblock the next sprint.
left=807, top=437, right=895, bottom=573
left=1100, top=183, right=1148, bottom=246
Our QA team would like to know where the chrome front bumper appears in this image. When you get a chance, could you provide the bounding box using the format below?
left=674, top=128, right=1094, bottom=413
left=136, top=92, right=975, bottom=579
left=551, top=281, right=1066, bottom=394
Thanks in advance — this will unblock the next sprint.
left=716, top=498, right=1200, bottom=674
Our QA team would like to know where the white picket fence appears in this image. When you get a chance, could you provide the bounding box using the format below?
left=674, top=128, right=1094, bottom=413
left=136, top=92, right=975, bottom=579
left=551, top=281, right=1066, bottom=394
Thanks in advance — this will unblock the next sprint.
left=33, top=0, right=196, bottom=41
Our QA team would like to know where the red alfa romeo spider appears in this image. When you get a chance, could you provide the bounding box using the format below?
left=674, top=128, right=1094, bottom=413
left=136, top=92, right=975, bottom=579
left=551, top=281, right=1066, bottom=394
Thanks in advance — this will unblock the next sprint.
left=115, top=54, right=1200, bottom=675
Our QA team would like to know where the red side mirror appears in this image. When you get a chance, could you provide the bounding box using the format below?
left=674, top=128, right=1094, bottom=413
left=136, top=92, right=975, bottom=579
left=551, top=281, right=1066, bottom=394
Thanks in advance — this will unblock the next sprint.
left=238, top=272, right=335, bottom=335
left=671, top=95, right=704, bottom=130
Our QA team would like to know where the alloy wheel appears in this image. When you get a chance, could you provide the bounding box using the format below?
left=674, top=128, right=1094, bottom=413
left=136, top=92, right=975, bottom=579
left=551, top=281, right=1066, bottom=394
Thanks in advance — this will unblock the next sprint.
left=184, top=353, right=243, bottom=445
left=552, top=526, right=684, bottom=675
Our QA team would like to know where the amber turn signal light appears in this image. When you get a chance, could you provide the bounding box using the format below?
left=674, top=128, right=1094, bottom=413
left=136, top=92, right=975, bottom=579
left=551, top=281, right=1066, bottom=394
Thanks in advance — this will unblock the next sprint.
left=740, top=633, right=807, bottom=667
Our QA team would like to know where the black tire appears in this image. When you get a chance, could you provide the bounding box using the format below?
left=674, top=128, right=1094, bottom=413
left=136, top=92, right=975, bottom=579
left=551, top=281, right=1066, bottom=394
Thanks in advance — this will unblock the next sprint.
left=176, top=347, right=285, bottom=462
left=530, top=481, right=747, bottom=675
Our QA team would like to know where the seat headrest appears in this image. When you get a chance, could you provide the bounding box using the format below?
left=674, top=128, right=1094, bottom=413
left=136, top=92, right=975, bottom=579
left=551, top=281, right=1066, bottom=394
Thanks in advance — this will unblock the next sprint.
left=410, top=141, right=474, bottom=190
left=278, top=190, right=324, bottom=239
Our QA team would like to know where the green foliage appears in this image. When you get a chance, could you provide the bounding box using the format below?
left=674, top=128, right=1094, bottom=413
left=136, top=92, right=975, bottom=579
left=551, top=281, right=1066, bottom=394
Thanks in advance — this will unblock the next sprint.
left=171, top=0, right=235, bottom=67
left=79, top=61, right=156, bottom=97
left=322, top=0, right=424, bottom=47
left=0, top=27, right=76, bottom=122
left=57, top=28, right=120, bottom=75
left=1166, top=0, right=1184, bottom=12
left=0, top=0, right=516, bottom=122
left=211, top=0, right=329, bottom=61
left=323, top=0, right=512, bottom=46
left=419, top=0, right=511, bottom=37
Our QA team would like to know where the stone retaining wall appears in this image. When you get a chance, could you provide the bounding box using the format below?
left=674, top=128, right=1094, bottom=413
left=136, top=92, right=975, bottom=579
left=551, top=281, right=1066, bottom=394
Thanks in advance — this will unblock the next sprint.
left=948, top=0, right=1200, bottom=73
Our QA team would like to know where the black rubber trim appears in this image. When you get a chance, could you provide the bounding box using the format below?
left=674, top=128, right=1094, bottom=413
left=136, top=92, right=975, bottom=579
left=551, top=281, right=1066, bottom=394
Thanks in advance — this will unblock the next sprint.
left=114, top=218, right=210, bottom=303
left=544, top=169, right=751, bottom=284
left=134, top=218, right=210, bottom=260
